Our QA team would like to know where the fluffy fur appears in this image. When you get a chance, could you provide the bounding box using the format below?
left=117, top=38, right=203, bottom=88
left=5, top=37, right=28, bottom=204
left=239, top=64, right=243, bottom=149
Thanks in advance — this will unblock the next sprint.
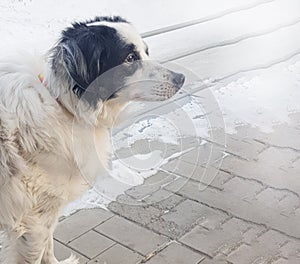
left=0, top=16, right=184, bottom=263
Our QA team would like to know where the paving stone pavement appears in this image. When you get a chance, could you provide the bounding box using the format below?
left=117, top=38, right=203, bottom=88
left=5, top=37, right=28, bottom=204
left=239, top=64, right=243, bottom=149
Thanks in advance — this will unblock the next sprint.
left=52, top=113, right=300, bottom=264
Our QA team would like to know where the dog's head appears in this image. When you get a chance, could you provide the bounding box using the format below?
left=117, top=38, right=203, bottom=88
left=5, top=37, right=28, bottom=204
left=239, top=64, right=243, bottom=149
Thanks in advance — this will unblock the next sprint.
left=50, top=16, right=185, bottom=106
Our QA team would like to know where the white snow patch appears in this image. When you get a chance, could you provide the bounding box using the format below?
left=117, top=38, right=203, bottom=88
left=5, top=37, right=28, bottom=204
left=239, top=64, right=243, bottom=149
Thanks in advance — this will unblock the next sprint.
left=215, top=61, right=300, bottom=133
left=63, top=147, right=193, bottom=215
left=113, top=96, right=210, bottom=151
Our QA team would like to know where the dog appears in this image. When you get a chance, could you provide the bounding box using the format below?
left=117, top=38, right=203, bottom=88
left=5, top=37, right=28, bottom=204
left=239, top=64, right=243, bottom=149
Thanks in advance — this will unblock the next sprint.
left=0, top=16, right=185, bottom=263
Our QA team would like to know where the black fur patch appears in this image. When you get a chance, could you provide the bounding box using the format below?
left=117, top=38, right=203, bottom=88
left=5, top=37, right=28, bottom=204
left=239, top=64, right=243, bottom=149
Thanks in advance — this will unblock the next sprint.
left=51, top=16, right=139, bottom=106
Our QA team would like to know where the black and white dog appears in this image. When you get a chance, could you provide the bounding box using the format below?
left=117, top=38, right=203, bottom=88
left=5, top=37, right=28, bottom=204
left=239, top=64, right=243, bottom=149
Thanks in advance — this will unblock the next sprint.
left=0, top=16, right=184, bottom=263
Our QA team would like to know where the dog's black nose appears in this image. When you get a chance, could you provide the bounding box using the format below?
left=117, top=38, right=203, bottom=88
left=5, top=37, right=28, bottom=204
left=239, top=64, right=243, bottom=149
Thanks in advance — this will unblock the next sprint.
left=172, top=73, right=185, bottom=88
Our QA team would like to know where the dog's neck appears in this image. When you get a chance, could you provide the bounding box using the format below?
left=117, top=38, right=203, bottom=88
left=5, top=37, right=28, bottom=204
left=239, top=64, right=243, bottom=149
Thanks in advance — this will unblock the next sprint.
left=41, top=67, right=129, bottom=129
left=38, top=72, right=77, bottom=118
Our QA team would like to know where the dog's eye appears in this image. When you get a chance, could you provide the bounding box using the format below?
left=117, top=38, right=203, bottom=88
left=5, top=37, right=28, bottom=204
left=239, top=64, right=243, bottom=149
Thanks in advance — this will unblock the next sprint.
left=125, top=53, right=136, bottom=63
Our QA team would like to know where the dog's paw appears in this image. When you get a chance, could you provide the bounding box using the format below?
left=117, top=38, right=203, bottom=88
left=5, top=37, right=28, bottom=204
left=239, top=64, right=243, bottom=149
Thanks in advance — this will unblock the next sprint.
left=59, top=254, right=79, bottom=264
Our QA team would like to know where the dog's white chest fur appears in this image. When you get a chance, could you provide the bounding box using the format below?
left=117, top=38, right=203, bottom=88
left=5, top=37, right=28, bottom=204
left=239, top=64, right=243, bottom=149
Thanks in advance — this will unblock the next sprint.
left=0, top=52, right=111, bottom=223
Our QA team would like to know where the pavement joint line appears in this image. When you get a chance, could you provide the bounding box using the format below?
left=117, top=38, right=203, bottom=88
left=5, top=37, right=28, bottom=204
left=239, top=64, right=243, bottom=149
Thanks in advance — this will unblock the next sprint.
left=53, top=237, right=92, bottom=260
left=161, top=146, right=200, bottom=164
left=125, top=191, right=147, bottom=202
left=161, top=16, right=300, bottom=63
left=293, top=156, right=300, bottom=163
left=141, top=0, right=275, bottom=38
left=57, top=213, right=115, bottom=245
left=87, top=242, right=117, bottom=262
left=200, top=137, right=267, bottom=162
left=219, top=170, right=264, bottom=188
left=90, top=213, right=117, bottom=231
left=200, top=138, right=228, bottom=151
left=92, top=225, right=160, bottom=257
left=257, top=145, right=271, bottom=155
left=253, top=185, right=269, bottom=197
left=220, top=168, right=300, bottom=199
left=140, top=240, right=173, bottom=263
left=278, top=194, right=289, bottom=203
left=176, top=240, right=214, bottom=260
left=253, top=138, right=300, bottom=153
left=171, top=190, right=300, bottom=241
left=219, top=174, right=236, bottom=186
left=160, top=167, right=226, bottom=192
left=147, top=191, right=187, bottom=211
left=218, top=215, right=234, bottom=227
left=58, top=209, right=83, bottom=222
left=254, top=228, right=271, bottom=240
left=223, top=150, right=250, bottom=161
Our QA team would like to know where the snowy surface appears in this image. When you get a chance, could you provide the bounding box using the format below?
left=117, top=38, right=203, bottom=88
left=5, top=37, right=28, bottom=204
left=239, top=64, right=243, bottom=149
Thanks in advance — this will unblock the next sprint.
left=214, top=61, right=300, bottom=134
left=0, top=0, right=300, bottom=214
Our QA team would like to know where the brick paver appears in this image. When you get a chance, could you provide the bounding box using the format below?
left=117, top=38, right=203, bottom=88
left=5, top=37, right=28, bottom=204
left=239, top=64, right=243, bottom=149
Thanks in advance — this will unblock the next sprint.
left=69, top=230, right=115, bottom=259
left=54, top=209, right=113, bottom=244
left=144, top=242, right=205, bottom=264
left=94, top=216, right=169, bottom=256
left=88, top=244, right=143, bottom=264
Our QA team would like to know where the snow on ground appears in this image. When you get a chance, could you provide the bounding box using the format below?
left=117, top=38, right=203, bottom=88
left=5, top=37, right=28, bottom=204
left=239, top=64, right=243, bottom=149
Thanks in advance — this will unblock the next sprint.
left=1, top=0, right=300, bottom=214
left=215, top=60, right=300, bottom=134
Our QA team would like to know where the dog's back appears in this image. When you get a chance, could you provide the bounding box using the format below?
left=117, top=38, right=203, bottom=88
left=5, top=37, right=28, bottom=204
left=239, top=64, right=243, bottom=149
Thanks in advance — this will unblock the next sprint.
left=0, top=53, right=55, bottom=229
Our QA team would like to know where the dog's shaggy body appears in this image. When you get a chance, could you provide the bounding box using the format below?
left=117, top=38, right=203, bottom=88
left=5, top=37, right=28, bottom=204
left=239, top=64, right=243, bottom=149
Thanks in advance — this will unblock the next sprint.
left=0, top=17, right=184, bottom=263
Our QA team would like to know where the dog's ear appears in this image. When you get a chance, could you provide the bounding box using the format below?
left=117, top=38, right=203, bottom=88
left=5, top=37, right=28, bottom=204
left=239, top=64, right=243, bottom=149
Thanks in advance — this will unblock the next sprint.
left=61, top=40, right=90, bottom=92
left=59, top=30, right=104, bottom=98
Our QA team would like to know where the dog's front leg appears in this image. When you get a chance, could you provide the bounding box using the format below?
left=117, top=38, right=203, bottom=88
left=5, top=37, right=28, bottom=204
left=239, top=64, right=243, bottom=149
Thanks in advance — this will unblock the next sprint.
left=42, top=233, right=78, bottom=264
left=2, top=224, right=50, bottom=264
left=41, top=234, right=59, bottom=264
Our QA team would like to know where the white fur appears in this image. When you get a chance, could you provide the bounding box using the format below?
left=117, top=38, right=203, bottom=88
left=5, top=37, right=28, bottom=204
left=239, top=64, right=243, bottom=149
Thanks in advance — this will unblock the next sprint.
left=0, top=52, right=123, bottom=263
left=87, top=21, right=148, bottom=59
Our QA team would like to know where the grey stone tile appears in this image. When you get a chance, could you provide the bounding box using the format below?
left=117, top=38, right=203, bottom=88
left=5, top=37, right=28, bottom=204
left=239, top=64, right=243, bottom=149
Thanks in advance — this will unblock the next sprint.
left=145, top=242, right=205, bottom=264
left=180, top=218, right=264, bottom=257
left=54, top=240, right=89, bottom=264
left=220, top=148, right=300, bottom=193
left=147, top=199, right=228, bottom=239
left=223, top=135, right=266, bottom=160
left=272, top=258, right=299, bottom=264
left=252, top=118, right=300, bottom=151
left=69, top=230, right=115, bottom=259
left=143, top=189, right=185, bottom=211
left=280, top=239, right=300, bottom=263
left=108, top=198, right=162, bottom=226
left=95, top=216, right=169, bottom=255
left=254, top=188, right=300, bottom=217
left=125, top=171, right=177, bottom=200
left=55, top=209, right=113, bottom=244
left=198, top=257, right=230, bottom=263
left=88, top=244, right=143, bottom=264
left=227, top=230, right=300, bottom=264
left=162, top=159, right=232, bottom=190
left=177, top=143, right=225, bottom=166
left=165, top=177, right=300, bottom=238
